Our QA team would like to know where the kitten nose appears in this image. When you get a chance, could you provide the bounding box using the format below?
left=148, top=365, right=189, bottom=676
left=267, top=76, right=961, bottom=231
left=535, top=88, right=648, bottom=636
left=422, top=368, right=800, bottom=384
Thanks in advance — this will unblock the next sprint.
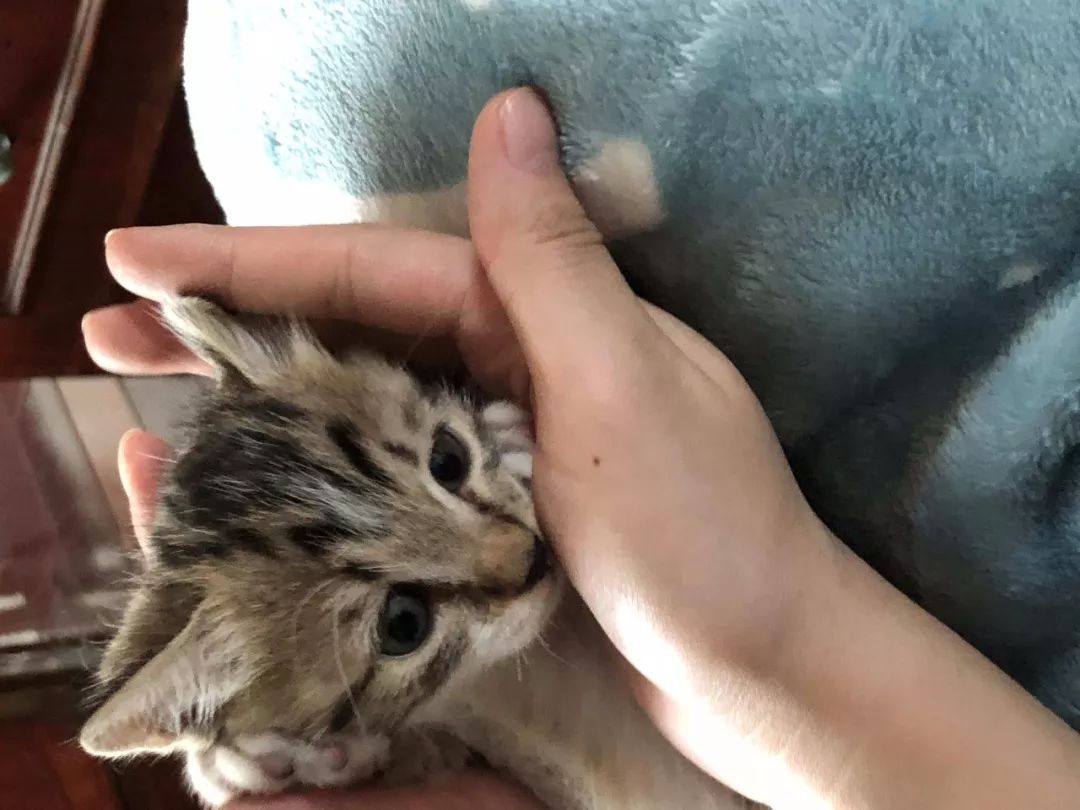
left=523, top=536, right=551, bottom=589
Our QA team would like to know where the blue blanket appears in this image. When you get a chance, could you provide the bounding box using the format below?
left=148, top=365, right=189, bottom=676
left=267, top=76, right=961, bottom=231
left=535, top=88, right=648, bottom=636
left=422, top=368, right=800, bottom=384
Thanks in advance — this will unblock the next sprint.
left=183, top=0, right=1080, bottom=727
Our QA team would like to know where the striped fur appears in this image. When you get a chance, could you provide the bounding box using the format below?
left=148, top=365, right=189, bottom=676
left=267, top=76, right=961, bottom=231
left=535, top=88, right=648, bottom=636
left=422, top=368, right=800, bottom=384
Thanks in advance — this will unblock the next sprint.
left=80, top=298, right=557, bottom=804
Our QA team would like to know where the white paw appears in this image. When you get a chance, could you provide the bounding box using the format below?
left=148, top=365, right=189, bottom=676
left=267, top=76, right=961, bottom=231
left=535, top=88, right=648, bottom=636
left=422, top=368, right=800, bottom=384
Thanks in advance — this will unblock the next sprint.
left=185, top=731, right=391, bottom=807
left=482, top=401, right=533, bottom=481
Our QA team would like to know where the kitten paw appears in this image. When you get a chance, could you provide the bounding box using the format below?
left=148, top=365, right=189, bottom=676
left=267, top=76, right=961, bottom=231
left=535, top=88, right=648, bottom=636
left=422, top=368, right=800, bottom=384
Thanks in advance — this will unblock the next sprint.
left=482, top=401, right=533, bottom=482
left=186, top=731, right=390, bottom=807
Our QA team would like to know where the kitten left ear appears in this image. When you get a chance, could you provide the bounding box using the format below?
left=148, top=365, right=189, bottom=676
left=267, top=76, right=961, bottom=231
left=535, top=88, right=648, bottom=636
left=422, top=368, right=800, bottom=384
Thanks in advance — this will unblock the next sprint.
left=80, top=607, right=243, bottom=757
left=160, top=296, right=323, bottom=388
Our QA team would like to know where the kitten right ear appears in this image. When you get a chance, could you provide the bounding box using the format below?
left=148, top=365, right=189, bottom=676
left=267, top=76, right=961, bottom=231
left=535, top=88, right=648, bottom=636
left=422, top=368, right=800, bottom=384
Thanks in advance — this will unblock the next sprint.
left=81, top=598, right=243, bottom=757
left=160, top=296, right=320, bottom=387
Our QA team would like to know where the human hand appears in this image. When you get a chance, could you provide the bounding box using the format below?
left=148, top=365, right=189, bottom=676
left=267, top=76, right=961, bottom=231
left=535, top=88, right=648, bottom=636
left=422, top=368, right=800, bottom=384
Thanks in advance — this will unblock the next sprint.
left=87, top=87, right=834, bottom=805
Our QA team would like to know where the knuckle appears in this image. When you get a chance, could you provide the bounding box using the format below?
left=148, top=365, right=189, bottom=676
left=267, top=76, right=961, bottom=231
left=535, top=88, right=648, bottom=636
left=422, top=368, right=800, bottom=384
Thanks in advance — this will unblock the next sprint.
left=524, top=198, right=604, bottom=256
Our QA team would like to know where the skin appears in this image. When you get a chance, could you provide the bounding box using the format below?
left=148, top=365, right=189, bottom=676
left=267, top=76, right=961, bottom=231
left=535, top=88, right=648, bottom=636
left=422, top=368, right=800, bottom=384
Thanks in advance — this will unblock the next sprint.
left=88, top=89, right=1080, bottom=809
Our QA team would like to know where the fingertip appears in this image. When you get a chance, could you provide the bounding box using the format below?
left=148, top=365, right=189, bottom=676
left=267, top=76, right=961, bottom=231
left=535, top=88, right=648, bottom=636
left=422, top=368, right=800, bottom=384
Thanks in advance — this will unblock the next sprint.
left=81, top=311, right=132, bottom=375
left=497, top=87, right=561, bottom=174
left=468, top=89, right=650, bottom=378
left=82, top=301, right=211, bottom=376
left=103, top=226, right=153, bottom=297
left=471, top=88, right=518, bottom=154
left=81, top=308, right=133, bottom=375
left=104, top=224, right=218, bottom=298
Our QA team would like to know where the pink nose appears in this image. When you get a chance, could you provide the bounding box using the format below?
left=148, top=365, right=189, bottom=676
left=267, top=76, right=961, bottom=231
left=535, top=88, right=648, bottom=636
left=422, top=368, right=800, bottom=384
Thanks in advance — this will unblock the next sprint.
left=318, top=740, right=349, bottom=771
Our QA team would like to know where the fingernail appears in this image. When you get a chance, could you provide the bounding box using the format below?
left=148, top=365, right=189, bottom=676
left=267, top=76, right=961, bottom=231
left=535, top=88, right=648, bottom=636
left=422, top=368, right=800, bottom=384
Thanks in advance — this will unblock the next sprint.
left=499, top=88, right=559, bottom=173
left=104, top=228, right=118, bottom=246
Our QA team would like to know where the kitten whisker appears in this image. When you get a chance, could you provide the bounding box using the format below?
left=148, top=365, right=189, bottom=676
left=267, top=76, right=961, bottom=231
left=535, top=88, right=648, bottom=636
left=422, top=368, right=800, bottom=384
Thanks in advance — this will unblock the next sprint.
left=137, top=453, right=177, bottom=465
left=537, top=633, right=571, bottom=668
left=290, top=579, right=339, bottom=656
left=330, top=594, right=364, bottom=729
left=399, top=312, right=440, bottom=368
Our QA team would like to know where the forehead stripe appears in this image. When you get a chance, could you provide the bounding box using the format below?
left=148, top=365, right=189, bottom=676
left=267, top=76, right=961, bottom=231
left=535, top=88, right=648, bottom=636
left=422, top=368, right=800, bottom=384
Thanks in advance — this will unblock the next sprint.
left=382, top=442, right=419, bottom=466
left=327, top=421, right=400, bottom=492
left=225, top=527, right=277, bottom=558
left=288, top=522, right=346, bottom=556
left=176, top=424, right=361, bottom=516
left=459, top=488, right=531, bottom=532
left=339, top=561, right=379, bottom=581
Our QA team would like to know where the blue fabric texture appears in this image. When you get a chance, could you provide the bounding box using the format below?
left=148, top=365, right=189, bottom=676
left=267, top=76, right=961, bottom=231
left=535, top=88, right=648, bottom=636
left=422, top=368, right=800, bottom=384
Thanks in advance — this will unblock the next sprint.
left=183, top=0, right=1080, bottom=726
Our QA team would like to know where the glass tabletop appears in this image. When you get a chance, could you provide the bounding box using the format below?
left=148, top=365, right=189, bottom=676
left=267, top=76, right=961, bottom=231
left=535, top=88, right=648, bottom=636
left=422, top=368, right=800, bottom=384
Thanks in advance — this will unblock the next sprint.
left=0, top=376, right=203, bottom=681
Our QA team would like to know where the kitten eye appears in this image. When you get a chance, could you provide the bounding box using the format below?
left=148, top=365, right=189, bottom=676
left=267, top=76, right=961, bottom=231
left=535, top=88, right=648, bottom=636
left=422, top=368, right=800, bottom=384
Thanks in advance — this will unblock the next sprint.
left=378, top=586, right=432, bottom=657
left=429, top=428, right=470, bottom=492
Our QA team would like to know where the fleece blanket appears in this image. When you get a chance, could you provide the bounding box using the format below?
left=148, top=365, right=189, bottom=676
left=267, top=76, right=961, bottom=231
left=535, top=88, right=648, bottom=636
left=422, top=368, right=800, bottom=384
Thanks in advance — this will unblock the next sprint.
left=182, top=0, right=1080, bottom=727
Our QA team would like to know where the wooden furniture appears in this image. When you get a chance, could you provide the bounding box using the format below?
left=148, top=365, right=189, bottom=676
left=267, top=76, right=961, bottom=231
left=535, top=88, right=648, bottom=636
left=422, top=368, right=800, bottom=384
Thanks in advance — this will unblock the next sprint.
left=0, top=0, right=221, bottom=378
left=0, top=682, right=198, bottom=810
left=1, top=3, right=217, bottom=806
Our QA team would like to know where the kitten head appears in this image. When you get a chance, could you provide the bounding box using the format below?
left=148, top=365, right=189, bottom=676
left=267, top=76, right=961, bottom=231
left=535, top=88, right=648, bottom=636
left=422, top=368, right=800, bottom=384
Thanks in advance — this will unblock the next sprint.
left=81, top=297, right=559, bottom=759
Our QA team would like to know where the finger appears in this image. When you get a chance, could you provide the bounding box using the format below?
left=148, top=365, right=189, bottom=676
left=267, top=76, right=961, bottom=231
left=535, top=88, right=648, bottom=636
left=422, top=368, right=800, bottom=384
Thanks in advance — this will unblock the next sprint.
left=104, top=223, right=481, bottom=336
left=466, top=88, right=654, bottom=376
left=118, top=429, right=172, bottom=553
left=83, top=300, right=211, bottom=376
left=84, top=299, right=466, bottom=380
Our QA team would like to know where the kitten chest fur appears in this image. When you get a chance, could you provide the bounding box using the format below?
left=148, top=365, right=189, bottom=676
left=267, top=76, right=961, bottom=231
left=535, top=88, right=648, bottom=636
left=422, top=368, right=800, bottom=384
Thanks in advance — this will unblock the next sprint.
left=429, top=594, right=750, bottom=810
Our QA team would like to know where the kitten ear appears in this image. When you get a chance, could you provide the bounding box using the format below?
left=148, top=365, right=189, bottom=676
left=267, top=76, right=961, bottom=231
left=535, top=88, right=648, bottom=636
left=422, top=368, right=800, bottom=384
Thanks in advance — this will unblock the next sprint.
left=81, top=602, right=242, bottom=757
left=160, top=296, right=321, bottom=387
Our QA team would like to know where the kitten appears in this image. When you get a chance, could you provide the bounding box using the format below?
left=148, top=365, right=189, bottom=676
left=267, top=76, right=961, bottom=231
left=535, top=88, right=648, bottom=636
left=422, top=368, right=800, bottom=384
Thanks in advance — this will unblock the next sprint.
left=80, top=297, right=751, bottom=810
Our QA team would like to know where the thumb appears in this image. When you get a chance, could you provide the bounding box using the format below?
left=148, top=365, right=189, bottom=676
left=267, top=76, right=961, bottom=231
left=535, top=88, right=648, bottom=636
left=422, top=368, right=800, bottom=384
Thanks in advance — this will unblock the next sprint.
left=467, top=88, right=651, bottom=381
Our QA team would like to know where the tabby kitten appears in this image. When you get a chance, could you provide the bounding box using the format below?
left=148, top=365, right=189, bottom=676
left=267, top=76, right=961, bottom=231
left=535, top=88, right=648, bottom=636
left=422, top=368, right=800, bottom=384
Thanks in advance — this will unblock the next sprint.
left=80, top=297, right=749, bottom=810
